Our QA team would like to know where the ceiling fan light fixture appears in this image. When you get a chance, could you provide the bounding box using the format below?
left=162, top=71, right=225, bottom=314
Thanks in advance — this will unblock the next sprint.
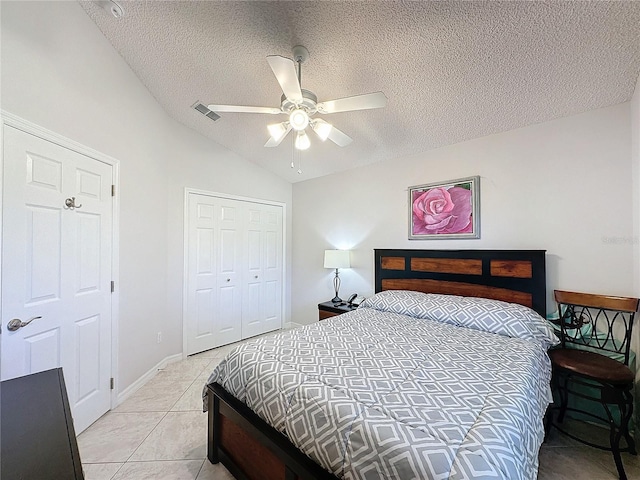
left=295, top=131, right=311, bottom=150
left=206, top=46, right=385, bottom=162
left=311, top=119, right=333, bottom=141
left=267, top=122, right=289, bottom=142
left=289, top=109, right=309, bottom=131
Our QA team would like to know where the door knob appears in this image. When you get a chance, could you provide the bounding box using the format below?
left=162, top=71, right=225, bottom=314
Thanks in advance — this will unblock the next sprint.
left=7, top=316, right=42, bottom=332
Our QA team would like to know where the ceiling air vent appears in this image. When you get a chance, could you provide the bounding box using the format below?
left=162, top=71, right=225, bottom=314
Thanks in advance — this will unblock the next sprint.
left=192, top=102, right=221, bottom=122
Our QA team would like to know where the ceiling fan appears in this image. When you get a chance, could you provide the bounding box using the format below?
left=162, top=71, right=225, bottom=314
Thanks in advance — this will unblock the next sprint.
left=207, top=46, right=387, bottom=150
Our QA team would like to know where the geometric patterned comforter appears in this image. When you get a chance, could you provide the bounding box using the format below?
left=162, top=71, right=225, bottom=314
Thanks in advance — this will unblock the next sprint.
left=206, top=307, right=552, bottom=480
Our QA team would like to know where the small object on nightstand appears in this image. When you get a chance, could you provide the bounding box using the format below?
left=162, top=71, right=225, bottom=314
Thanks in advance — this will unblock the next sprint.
left=318, top=300, right=358, bottom=321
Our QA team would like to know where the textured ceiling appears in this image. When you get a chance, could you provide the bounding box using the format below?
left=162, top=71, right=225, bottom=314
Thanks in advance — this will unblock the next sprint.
left=80, top=1, right=640, bottom=183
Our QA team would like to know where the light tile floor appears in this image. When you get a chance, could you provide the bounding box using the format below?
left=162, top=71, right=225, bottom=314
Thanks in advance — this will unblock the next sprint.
left=78, top=336, right=640, bottom=480
left=78, top=343, right=237, bottom=480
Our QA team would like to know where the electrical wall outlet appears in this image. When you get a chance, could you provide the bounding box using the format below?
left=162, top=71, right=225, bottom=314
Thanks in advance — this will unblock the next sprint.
left=157, top=332, right=162, bottom=344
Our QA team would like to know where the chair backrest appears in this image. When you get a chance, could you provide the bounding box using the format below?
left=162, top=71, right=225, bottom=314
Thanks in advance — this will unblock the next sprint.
left=554, top=290, right=639, bottom=365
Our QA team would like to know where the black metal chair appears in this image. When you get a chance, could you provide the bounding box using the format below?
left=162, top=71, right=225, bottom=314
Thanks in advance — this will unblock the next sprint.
left=546, top=290, right=639, bottom=480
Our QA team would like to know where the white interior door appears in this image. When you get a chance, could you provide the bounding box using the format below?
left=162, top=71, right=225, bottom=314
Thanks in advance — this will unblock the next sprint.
left=1, top=126, right=113, bottom=433
left=262, top=205, right=283, bottom=334
left=216, top=200, right=244, bottom=345
left=242, top=203, right=282, bottom=339
left=186, top=194, right=242, bottom=355
left=185, top=193, right=283, bottom=355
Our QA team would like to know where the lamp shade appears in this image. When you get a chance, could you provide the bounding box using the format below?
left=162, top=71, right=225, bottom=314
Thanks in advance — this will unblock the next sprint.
left=324, top=250, right=351, bottom=269
left=311, top=119, right=333, bottom=141
left=267, top=122, right=288, bottom=142
left=295, top=131, right=311, bottom=150
left=289, top=109, right=309, bottom=131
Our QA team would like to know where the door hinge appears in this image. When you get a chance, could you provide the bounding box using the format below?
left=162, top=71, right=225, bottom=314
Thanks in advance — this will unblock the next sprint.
left=111, top=185, right=115, bottom=197
left=110, top=378, right=114, bottom=390
left=111, top=281, right=115, bottom=293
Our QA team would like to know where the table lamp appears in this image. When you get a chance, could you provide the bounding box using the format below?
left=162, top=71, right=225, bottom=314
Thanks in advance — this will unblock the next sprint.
left=324, top=249, right=350, bottom=304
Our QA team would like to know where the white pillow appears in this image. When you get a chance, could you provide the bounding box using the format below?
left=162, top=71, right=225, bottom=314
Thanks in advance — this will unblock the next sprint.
left=361, top=290, right=559, bottom=350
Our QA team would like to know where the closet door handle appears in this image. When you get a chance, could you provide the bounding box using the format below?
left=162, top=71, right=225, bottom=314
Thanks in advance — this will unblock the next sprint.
left=226, top=278, right=230, bottom=282
left=254, top=275, right=258, bottom=279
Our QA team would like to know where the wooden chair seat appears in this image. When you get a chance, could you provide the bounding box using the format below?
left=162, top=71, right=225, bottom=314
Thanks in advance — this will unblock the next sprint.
left=549, top=348, right=634, bottom=385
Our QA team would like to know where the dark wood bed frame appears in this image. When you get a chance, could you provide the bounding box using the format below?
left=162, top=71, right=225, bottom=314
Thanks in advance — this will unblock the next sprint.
left=207, top=249, right=547, bottom=480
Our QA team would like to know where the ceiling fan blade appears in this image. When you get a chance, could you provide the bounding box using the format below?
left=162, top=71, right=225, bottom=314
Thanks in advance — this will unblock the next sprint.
left=264, top=124, right=292, bottom=147
left=326, top=125, right=353, bottom=147
left=267, top=55, right=303, bottom=103
left=316, top=92, right=387, bottom=114
left=207, top=104, right=281, bottom=114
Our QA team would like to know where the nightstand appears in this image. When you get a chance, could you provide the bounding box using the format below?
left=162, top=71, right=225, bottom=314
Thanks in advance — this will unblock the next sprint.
left=318, top=301, right=358, bottom=321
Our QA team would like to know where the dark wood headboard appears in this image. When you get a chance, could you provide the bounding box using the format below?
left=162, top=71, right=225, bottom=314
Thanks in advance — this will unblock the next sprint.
left=374, top=249, right=547, bottom=316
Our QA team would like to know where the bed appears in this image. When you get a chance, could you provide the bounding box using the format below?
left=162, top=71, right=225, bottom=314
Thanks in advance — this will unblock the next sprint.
left=204, top=249, right=555, bottom=480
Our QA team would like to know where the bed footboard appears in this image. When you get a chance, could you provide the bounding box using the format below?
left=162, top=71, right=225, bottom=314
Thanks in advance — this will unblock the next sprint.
left=207, top=382, right=338, bottom=480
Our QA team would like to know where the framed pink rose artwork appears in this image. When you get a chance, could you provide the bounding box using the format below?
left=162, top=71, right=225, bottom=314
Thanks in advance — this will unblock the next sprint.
left=409, top=176, right=480, bottom=240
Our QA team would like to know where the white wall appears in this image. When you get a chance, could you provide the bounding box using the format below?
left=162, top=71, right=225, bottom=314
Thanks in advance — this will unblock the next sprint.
left=633, top=75, right=640, bottom=303
left=631, top=73, right=640, bottom=439
left=292, top=103, right=634, bottom=324
left=1, top=1, right=292, bottom=392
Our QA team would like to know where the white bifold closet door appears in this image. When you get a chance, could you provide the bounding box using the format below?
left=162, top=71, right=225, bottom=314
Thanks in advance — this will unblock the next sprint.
left=185, top=193, right=283, bottom=355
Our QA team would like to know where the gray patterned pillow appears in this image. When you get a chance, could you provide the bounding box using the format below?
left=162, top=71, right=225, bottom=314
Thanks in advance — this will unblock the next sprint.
left=360, top=290, right=559, bottom=349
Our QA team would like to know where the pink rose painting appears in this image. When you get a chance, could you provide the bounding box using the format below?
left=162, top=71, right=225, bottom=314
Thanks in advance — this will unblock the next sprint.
left=409, top=177, right=479, bottom=239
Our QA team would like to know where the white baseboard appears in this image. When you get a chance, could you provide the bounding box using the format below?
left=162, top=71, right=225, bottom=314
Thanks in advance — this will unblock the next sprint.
left=115, top=353, right=183, bottom=406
